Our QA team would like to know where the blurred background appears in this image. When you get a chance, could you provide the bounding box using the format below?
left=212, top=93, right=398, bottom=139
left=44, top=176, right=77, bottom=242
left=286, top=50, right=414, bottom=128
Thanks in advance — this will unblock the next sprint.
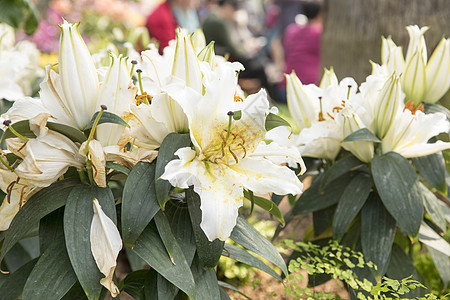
left=3, top=0, right=450, bottom=104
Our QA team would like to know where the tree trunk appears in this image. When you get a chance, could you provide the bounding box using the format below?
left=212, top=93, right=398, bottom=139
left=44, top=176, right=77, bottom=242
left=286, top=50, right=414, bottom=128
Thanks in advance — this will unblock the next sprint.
left=321, top=0, right=450, bottom=83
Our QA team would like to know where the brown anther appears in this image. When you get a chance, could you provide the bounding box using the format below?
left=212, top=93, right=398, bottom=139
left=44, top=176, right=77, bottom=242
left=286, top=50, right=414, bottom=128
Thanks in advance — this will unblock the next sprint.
left=6, top=181, right=16, bottom=204
left=327, top=112, right=335, bottom=120
left=135, top=93, right=152, bottom=105
left=333, top=106, right=343, bottom=113
left=403, top=101, right=424, bottom=115
left=19, top=185, right=27, bottom=208
left=238, top=143, right=247, bottom=158
left=229, top=146, right=239, bottom=164
left=234, top=94, right=244, bottom=102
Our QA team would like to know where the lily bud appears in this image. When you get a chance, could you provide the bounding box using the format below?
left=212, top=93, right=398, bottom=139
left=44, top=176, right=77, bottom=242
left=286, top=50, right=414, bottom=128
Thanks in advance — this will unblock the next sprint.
left=172, top=29, right=203, bottom=93
left=373, top=75, right=403, bottom=139
left=286, top=71, right=318, bottom=131
left=59, top=20, right=99, bottom=129
left=319, top=67, right=338, bottom=89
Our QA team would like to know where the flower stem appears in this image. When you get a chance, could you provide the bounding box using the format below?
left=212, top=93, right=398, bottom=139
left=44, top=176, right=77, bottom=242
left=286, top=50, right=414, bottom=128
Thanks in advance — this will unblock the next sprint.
left=0, top=155, right=14, bottom=172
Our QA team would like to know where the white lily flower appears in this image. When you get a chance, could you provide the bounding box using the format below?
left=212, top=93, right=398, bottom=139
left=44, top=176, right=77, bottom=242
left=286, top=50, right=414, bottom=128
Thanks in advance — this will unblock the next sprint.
left=285, top=71, right=357, bottom=160
left=90, top=199, right=122, bottom=297
left=382, top=109, right=450, bottom=158
left=0, top=168, right=36, bottom=231
left=162, top=65, right=304, bottom=241
left=381, top=25, right=450, bottom=104
left=13, top=114, right=85, bottom=187
left=95, top=55, right=137, bottom=147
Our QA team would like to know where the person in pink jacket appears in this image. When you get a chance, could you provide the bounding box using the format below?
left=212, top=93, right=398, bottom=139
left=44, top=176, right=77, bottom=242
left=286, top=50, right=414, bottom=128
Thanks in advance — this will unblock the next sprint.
left=277, top=1, right=322, bottom=102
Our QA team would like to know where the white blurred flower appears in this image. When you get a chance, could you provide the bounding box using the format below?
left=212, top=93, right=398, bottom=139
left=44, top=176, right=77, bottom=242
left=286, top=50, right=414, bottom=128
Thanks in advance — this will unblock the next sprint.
left=0, top=23, right=43, bottom=101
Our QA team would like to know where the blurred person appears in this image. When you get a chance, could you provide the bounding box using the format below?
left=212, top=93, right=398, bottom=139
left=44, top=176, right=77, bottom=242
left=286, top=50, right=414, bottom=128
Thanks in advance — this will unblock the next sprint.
left=172, top=0, right=201, bottom=33
left=277, top=0, right=322, bottom=101
left=202, top=0, right=269, bottom=91
left=146, top=0, right=179, bottom=53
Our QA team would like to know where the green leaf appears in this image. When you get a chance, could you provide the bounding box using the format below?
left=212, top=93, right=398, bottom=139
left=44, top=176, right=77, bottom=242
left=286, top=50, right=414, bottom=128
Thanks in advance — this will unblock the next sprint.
left=223, top=243, right=282, bottom=281
left=418, top=182, right=447, bottom=231
left=427, top=245, right=450, bottom=289
left=119, top=269, right=149, bottom=300
left=313, top=205, right=335, bottom=236
left=218, top=281, right=250, bottom=299
left=219, top=287, right=231, bottom=300
left=156, top=274, right=179, bottom=300
left=413, top=153, right=447, bottom=195
left=61, top=282, right=89, bottom=300
left=143, top=270, right=157, bottom=300
left=0, top=258, right=37, bottom=300
left=0, top=0, right=23, bottom=28
left=22, top=237, right=77, bottom=300
left=122, top=161, right=159, bottom=248
left=39, top=207, right=64, bottom=254
left=155, top=133, right=191, bottom=209
left=230, top=215, right=287, bottom=275
left=0, top=120, right=35, bottom=141
left=165, top=200, right=196, bottom=265
left=186, top=188, right=224, bottom=268
left=265, top=112, right=292, bottom=131
left=233, top=110, right=242, bottom=120
left=4, top=239, right=34, bottom=273
left=332, top=173, right=372, bottom=240
left=47, top=122, right=87, bottom=143
left=292, top=173, right=353, bottom=215
left=243, top=190, right=284, bottom=226
left=154, top=210, right=178, bottom=265
left=105, top=161, right=130, bottom=176
left=191, top=254, right=221, bottom=300
left=0, top=178, right=79, bottom=265
left=64, top=185, right=116, bottom=300
left=131, top=223, right=196, bottom=298
left=0, top=0, right=38, bottom=34
left=371, top=152, right=423, bottom=236
left=23, top=0, right=38, bottom=35
left=85, top=111, right=129, bottom=130
left=361, top=194, right=396, bottom=279
left=343, top=128, right=381, bottom=143
left=320, top=155, right=364, bottom=190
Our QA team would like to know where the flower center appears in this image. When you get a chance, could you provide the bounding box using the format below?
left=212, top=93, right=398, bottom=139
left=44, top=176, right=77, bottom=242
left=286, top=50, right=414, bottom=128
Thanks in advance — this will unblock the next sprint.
left=403, top=101, right=424, bottom=114
left=203, top=126, right=248, bottom=165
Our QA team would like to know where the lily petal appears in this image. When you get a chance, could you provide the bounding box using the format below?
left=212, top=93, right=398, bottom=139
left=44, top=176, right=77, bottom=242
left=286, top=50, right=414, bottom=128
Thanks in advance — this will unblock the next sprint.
left=161, top=147, right=243, bottom=241
left=382, top=110, right=450, bottom=158
left=80, top=139, right=107, bottom=188
left=90, top=199, right=122, bottom=297
left=59, top=21, right=99, bottom=129
left=424, top=38, right=450, bottom=103
left=14, top=131, right=85, bottom=187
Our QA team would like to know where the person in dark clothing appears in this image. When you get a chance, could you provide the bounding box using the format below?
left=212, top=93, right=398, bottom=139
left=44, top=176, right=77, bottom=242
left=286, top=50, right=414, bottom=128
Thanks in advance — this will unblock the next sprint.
left=202, top=0, right=269, bottom=91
